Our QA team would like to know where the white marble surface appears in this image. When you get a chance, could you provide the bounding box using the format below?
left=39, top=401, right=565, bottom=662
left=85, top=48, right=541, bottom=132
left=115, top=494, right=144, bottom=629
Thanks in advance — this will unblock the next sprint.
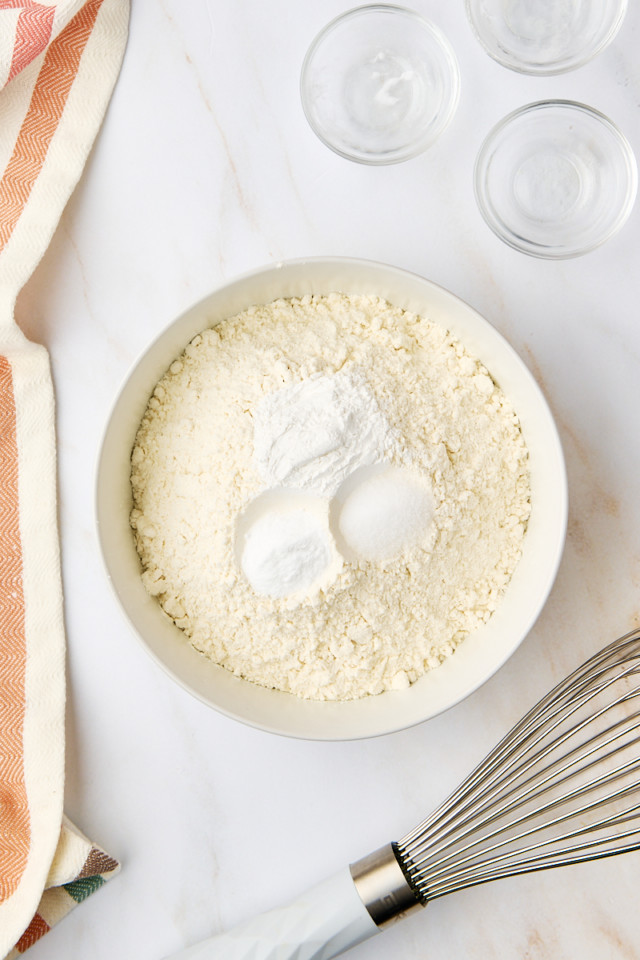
left=16, top=1, right=640, bottom=957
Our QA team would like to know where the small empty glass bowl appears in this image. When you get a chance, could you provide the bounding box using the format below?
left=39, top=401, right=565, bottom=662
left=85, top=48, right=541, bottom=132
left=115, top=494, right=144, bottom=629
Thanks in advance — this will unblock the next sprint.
left=465, top=0, right=628, bottom=75
left=474, top=101, right=637, bottom=259
left=300, top=5, right=460, bottom=165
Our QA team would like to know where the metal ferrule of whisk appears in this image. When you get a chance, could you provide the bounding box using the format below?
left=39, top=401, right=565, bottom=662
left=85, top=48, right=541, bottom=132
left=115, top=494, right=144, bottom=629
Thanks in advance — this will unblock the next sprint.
left=350, top=844, right=424, bottom=927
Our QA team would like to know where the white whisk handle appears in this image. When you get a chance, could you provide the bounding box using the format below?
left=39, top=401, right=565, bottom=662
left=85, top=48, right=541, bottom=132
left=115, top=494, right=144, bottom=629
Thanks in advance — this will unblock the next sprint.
left=163, top=867, right=379, bottom=960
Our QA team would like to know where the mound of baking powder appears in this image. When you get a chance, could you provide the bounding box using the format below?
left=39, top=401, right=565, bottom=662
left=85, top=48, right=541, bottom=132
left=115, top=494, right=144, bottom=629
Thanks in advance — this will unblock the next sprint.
left=252, top=370, right=396, bottom=497
left=130, top=293, right=531, bottom=701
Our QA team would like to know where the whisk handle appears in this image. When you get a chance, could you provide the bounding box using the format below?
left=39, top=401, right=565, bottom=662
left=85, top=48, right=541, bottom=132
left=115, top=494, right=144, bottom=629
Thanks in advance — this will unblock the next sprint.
left=162, top=867, right=379, bottom=960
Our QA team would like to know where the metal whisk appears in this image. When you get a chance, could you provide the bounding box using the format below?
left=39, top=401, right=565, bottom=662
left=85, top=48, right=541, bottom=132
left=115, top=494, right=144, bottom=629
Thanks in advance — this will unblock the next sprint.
left=167, top=628, right=640, bottom=960
left=396, top=627, right=640, bottom=901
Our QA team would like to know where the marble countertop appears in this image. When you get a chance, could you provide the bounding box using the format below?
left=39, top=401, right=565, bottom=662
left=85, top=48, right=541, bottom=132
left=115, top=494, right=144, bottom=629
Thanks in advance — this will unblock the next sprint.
left=19, top=1, right=640, bottom=958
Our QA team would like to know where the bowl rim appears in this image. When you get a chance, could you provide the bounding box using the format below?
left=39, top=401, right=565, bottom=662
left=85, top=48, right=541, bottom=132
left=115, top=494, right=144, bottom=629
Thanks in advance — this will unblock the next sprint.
left=95, top=256, right=568, bottom=740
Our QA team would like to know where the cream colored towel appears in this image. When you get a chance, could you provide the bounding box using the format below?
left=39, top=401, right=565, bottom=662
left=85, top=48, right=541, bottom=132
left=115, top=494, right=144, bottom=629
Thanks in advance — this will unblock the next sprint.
left=0, top=2, right=129, bottom=954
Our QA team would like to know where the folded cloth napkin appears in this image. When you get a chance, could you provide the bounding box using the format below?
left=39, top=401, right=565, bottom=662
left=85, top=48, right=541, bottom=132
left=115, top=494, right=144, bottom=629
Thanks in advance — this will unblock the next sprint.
left=0, top=2, right=129, bottom=955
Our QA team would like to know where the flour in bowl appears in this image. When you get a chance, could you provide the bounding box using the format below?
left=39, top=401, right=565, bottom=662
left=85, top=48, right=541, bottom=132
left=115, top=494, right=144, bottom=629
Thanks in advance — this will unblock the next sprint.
left=130, top=293, right=531, bottom=701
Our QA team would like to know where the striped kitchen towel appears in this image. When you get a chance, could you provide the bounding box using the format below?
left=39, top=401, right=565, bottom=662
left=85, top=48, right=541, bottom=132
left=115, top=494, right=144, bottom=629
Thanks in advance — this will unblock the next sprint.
left=0, top=2, right=129, bottom=955
left=5, top=818, right=120, bottom=958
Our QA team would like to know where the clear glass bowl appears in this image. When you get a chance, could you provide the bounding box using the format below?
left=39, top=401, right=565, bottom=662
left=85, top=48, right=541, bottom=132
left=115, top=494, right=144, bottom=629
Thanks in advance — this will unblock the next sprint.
left=465, top=0, right=628, bottom=75
left=474, top=101, right=638, bottom=259
left=300, top=5, right=460, bottom=165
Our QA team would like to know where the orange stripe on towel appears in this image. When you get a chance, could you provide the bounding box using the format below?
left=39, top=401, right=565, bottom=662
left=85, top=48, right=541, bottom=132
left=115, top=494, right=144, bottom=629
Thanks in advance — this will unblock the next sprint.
left=0, top=0, right=104, bottom=253
left=15, top=912, right=50, bottom=952
left=0, top=355, right=29, bottom=903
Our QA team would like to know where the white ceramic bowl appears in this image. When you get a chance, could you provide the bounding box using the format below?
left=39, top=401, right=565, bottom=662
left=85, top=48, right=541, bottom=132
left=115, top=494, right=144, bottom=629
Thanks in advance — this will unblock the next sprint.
left=96, top=258, right=567, bottom=740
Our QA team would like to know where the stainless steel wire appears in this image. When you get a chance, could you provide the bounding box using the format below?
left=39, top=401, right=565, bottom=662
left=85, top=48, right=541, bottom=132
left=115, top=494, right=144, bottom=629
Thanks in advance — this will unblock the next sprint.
left=395, top=628, right=640, bottom=902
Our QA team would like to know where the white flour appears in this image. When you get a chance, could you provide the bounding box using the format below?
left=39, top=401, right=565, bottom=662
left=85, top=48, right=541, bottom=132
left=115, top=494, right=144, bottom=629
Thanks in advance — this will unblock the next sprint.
left=130, top=293, right=531, bottom=701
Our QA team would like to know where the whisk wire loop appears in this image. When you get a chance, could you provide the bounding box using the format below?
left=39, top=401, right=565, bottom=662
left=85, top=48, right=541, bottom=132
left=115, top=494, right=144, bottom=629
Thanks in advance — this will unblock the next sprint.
left=400, top=639, right=640, bottom=855
left=396, top=628, right=640, bottom=903
left=411, top=766, right=640, bottom=892
left=405, top=707, right=640, bottom=872
left=402, top=670, right=640, bottom=865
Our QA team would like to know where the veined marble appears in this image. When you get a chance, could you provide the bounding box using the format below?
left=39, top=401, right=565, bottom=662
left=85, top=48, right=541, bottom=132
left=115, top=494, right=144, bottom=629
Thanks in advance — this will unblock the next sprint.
left=17, top=2, right=640, bottom=958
